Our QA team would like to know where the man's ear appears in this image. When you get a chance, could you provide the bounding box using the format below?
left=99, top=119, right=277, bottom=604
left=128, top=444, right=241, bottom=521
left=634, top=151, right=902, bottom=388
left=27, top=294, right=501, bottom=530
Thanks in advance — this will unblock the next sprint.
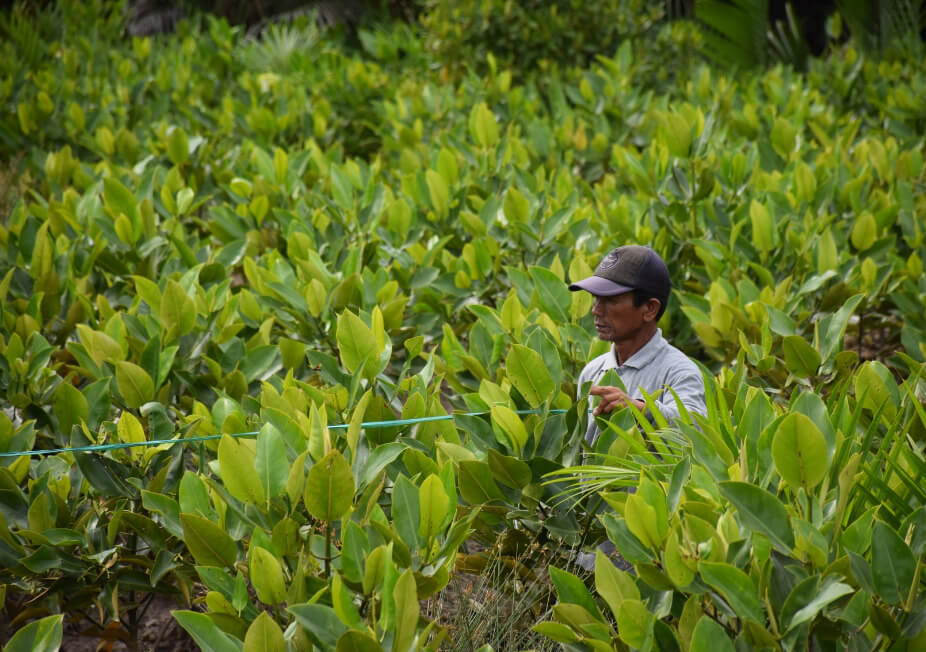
left=643, top=298, right=662, bottom=322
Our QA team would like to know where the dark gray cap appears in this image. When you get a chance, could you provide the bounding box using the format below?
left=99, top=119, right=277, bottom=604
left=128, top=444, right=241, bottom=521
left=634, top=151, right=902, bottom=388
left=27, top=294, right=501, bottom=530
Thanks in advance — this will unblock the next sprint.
left=569, top=245, right=671, bottom=299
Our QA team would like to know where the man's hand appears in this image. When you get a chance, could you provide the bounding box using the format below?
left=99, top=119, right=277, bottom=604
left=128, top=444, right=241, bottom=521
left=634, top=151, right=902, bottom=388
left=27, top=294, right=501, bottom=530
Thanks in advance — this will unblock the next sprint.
left=589, top=385, right=645, bottom=416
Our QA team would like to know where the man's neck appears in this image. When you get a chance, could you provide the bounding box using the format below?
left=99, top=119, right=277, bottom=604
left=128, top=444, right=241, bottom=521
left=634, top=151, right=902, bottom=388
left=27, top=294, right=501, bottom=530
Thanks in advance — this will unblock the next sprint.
left=612, top=327, right=658, bottom=366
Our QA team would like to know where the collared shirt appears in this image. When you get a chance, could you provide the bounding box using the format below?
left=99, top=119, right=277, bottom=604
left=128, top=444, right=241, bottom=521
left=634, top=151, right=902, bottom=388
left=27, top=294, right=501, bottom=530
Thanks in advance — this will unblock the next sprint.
left=576, top=328, right=706, bottom=443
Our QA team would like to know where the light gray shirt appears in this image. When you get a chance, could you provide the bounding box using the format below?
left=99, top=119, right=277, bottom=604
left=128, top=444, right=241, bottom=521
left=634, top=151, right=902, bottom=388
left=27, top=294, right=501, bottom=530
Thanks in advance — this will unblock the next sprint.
left=577, top=328, right=706, bottom=443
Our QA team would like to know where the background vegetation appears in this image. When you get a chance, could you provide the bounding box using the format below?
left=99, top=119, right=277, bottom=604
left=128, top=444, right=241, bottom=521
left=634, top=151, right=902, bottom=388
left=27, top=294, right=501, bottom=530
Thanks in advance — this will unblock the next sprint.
left=1, top=0, right=925, bottom=650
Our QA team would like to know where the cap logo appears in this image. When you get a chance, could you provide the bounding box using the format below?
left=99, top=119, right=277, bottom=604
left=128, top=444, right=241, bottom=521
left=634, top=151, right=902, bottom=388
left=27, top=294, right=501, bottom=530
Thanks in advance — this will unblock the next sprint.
left=597, top=250, right=621, bottom=272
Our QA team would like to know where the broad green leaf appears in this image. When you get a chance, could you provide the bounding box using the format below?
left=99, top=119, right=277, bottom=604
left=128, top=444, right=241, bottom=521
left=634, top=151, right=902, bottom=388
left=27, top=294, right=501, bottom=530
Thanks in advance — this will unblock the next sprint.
left=173, top=610, right=243, bottom=652
left=426, top=169, right=449, bottom=218
left=490, top=405, right=529, bottom=453
left=160, top=279, right=196, bottom=340
left=854, top=361, right=899, bottom=422
left=550, top=566, right=603, bottom=620
left=115, top=361, right=154, bottom=409
left=503, top=186, right=529, bottom=222
left=250, top=546, right=287, bottom=605
left=418, top=474, right=450, bottom=540
left=76, top=324, right=123, bottom=367
left=698, top=561, right=764, bottom=624
left=689, top=616, right=734, bottom=652
left=288, top=604, right=348, bottom=650
left=2, top=614, right=63, bottom=652
left=102, top=176, right=139, bottom=224
left=718, top=481, right=794, bottom=551
left=871, top=520, right=916, bottom=605
left=336, top=309, right=376, bottom=378
left=54, top=382, right=88, bottom=438
left=336, top=631, right=384, bottom=652
left=458, top=460, right=505, bottom=505
left=254, top=423, right=287, bottom=500
left=116, top=410, right=146, bottom=460
left=304, top=449, right=354, bottom=522
left=595, top=549, right=641, bottom=621
left=771, top=412, right=828, bottom=491
left=785, top=577, right=854, bottom=631
left=530, top=622, right=579, bottom=644
left=243, top=611, right=285, bottom=652
left=528, top=266, right=571, bottom=323
left=770, top=117, right=796, bottom=159
left=486, top=449, right=531, bottom=489
left=218, top=435, right=265, bottom=505
left=850, top=212, right=877, bottom=251
left=167, top=126, right=190, bottom=165
left=664, top=529, right=695, bottom=588
left=180, top=514, right=237, bottom=568
left=782, top=335, right=820, bottom=377
left=505, top=344, right=555, bottom=408
left=617, top=599, right=654, bottom=649
left=749, top=200, right=775, bottom=254
left=469, top=102, right=498, bottom=148
left=393, top=569, right=419, bottom=652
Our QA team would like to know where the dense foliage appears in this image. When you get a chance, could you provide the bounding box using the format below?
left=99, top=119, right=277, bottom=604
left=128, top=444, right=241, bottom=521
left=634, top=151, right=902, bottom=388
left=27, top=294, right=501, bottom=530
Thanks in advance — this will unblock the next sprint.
left=1, top=0, right=925, bottom=650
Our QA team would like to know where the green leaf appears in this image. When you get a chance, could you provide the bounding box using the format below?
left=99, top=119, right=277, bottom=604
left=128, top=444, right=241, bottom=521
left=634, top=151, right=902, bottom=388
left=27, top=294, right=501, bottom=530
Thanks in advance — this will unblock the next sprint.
left=469, top=102, right=498, bottom=148
left=784, top=577, right=854, bottom=631
left=336, top=630, right=384, bottom=652
left=595, top=549, right=641, bottom=620
left=458, top=460, right=505, bottom=505
left=528, top=266, right=571, bottom=323
left=218, top=435, right=265, bottom=505
left=304, top=449, right=354, bottom=522
left=249, top=546, right=287, bottom=605
left=782, top=335, right=820, bottom=377
left=854, top=361, right=900, bottom=422
left=718, top=482, right=794, bottom=551
left=393, top=569, right=419, bottom=652
left=749, top=199, right=776, bottom=253
left=173, top=610, right=243, bottom=652
left=550, top=566, right=603, bottom=620
left=490, top=405, right=529, bottom=453
left=505, top=344, right=555, bottom=409
left=418, top=474, right=450, bottom=540
left=288, top=604, right=348, bottom=650
left=102, top=176, right=139, bottom=224
left=161, top=279, right=196, bottom=340
left=54, top=382, right=88, bottom=438
left=2, top=614, right=63, bottom=652
left=180, top=514, right=238, bottom=568
left=771, top=412, right=828, bottom=491
left=243, top=611, right=285, bottom=652
left=336, top=309, right=376, bottom=378
left=871, top=520, right=916, bottom=605
left=770, top=117, right=796, bottom=159
left=426, top=169, right=449, bottom=218
left=503, top=187, right=530, bottom=222
left=486, top=449, right=531, bottom=489
left=254, top=423, right=287, bottom=500
left=689, top=616, right=734, bottom=652
left=115, top=361, right=155, bottom=409
left=167, top=126, right=190, bottom=165
left=850, top=212, right=877, bottom=251
left=617, top=599, right=654, bottom=649
left=698, top=561, right=764, bottom=624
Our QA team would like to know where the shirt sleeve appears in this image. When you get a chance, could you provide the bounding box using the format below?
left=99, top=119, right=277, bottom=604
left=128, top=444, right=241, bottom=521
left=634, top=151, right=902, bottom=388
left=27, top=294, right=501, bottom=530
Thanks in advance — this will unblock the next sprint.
left=651, top=367, right=706, bottom=423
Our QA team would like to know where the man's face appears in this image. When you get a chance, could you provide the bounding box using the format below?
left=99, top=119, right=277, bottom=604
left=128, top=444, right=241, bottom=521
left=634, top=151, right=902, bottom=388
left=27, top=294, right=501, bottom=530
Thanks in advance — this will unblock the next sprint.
left=591, top=292, right=650, bottom=343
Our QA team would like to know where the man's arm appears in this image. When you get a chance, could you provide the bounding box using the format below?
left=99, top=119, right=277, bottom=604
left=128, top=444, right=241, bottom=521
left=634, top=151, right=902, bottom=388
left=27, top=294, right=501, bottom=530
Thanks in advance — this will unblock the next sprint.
left=590, top=369, right=706, bottom=422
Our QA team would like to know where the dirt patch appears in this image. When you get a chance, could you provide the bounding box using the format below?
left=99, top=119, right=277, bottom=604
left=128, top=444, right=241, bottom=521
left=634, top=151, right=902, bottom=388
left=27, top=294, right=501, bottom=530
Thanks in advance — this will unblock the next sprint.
left=60, top=595, right=194, bottom=652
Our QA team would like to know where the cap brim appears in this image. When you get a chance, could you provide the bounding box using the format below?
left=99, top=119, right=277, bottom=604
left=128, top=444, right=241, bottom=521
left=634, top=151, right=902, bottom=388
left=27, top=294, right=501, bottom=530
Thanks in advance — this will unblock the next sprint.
left=568, top=276, right=634, bottom=296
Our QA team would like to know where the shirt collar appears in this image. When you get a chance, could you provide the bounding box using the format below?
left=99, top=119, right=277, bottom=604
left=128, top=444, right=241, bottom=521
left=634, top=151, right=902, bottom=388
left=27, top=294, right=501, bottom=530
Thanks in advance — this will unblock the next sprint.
left=611, top=328, right=665, bottom=370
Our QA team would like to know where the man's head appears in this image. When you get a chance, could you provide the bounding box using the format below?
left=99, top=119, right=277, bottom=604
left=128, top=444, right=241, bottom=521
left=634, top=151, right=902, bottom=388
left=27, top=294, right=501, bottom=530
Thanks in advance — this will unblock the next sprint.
left=569, top=245, right=671, bottom=323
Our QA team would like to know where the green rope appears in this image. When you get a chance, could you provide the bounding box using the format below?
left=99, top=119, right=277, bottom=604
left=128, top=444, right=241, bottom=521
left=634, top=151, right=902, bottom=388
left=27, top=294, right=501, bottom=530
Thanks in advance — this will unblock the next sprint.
left=0, top=408, right=570, bottom=459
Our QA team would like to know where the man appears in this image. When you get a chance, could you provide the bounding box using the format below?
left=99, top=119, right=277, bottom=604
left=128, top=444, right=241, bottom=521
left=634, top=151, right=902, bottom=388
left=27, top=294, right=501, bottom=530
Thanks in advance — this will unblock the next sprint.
left=569, top=245, right=706, bottom=444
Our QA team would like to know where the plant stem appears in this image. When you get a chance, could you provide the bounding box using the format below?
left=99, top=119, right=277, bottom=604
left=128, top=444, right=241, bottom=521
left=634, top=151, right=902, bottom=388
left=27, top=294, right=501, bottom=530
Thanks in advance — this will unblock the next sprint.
left=325, top=522, right=332, bottom=579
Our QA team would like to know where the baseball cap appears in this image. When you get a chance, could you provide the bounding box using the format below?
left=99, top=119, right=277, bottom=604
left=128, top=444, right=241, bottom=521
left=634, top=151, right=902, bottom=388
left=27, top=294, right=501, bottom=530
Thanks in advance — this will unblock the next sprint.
left=568, top=245, right=671, bottom=299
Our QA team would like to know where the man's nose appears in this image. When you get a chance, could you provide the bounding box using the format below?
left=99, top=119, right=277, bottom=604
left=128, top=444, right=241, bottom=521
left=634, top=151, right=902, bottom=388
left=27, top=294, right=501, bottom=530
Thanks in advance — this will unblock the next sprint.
left=592, top=297, right=603, bottom=315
